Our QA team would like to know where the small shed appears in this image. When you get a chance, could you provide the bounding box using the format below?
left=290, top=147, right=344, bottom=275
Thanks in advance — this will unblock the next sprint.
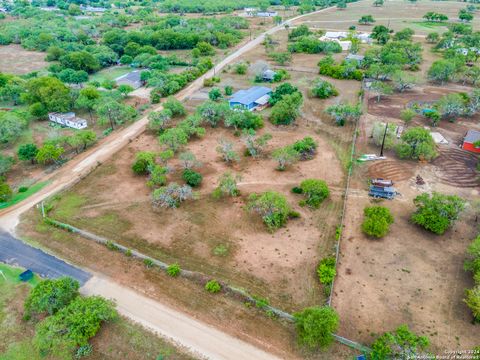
left=462, top=129, right=480, bottom=153
left=115, top=70, right=143, bottom=89
left=262, top=69, right=276, bottom=82
left=324, top=31, right=348, bottom=40
left=229, top=86, right=272, bottom=111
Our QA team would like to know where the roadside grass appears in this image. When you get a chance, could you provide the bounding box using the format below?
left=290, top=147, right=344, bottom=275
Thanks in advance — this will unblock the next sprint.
left=0, top=263, right=41, bottom=286
left=0, top=181, right=50, bottom=210
left=50, top=193, right=87, bottom=218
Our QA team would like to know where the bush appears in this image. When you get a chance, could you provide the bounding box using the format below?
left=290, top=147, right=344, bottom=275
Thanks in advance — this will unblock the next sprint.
left=396, top=127, right=437, bottom=161
left=18, top=186, right=29, bottom=193
left=317, top=256, right=336, bottom=288
left=24, top=277, right=80, bottom=317
left=371, top=325, right=430, bottom=358
left=361, top=206, right=394, bottom=238
left=205, top=280, right=221, bottom=293
left=235, top=63, right=248, bottom=75
left=294, top=306, right=339, bottom=349
left=465, top=285, right=480, bottom=322
left=292, top=137, right=318, bottom=160
left=224, top=86, right=233, bottom=96
left=291, top=186, right=303, bottom=194
left=400, top=108, right=416, bottom=124
left=163, top=97, right=186, bottom=117
left=182, top=169, right=203, bottom=187
left=132, top=151, right=156, bottom=175
left=309, top=80, right=339, bottom=99
left=167, top=263, right=181, bottom=277
left=212, top=172, right=240, bottom=198
left=299, top=179, right=329, bottom=208
left=247, top=191, right=292, bottom=231
left=144, top=259, right=154, bottom=268
left=270, top=92, right=303, bottom=125
left=0, top=182, right=12, bottom=202
left=411, top=192, right=465, bottom=235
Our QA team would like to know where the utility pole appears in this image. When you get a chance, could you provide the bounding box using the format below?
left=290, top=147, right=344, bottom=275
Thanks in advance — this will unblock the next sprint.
left=380, top=122, right=388, bottom=157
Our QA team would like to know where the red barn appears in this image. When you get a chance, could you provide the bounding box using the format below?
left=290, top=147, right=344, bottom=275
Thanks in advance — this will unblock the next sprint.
left=462, top=129, right=480, bottom=153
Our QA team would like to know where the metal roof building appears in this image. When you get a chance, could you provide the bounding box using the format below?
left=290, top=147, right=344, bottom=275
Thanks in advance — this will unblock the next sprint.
left=229, top=86, right=272, bottom=111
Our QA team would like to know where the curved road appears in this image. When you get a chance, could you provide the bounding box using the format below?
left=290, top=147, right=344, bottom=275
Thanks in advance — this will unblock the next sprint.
left=0, top=5, right=342, bottom=360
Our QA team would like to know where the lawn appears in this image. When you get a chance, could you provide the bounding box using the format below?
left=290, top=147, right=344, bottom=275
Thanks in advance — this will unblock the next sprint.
left=0, top=181, right=50, bottom=210
left=0, top=263, right=41, bottom=286
left=89, top=65, right=132, bottom=84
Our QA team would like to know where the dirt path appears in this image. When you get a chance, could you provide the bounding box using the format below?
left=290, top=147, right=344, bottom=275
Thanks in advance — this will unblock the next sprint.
left=81, top=276, right=282, bottom=360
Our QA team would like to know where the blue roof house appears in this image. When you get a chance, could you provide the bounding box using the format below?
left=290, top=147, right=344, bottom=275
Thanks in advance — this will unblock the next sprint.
left=228, top=86, right=272, bottom=111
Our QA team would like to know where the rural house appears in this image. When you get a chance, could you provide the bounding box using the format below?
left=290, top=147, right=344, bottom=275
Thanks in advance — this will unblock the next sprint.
left=323, top=31, right=348, bottom=40
left=345, top=53, right=365, bottom=64
left=48, top=112, right=88, bottom=129
left=462, top=129, right=480, bottom=153
left=115, top=70, right=143, bottom=89
left=229, top=86, right=272, bottom=111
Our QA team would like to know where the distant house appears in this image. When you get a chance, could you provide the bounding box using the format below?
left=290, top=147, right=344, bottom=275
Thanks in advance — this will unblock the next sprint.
left=48, top=112, right=88, bottom=129
left=115, top=70, right=143, bottom=89
left=0, top=7, right=8, bottom=13
left=262, top=69, right=276, bottom=82
left=80, top=5, right=107, bottom=12
left=319, top=36, right=351, bottom=51
left=345, top=53, right=365, bottom=64
left=244, top=7, right=257, bottom=16
left=257, top=11, right=277, bottom=17
left=229, top=86, right=272, bottom=111
left=356, top=33, right=372, bottom=44
left=462, top=129, right=480, bottom=153
left=323, top=31, right=348, bottom=40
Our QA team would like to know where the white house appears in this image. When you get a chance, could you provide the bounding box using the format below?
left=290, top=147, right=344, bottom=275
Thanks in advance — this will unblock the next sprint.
left=48, top=112, right=88, bottom=129
left=323, top=31, right=348, bottom=40
left=320, top=36, right=351, bottom=51
left=257, top=11, right=277, bottom=17
left=356, top=33, right=372, bottom=44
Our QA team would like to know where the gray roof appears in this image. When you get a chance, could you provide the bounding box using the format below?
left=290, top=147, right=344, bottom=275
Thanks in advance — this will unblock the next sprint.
left=229, top=86, right=272, bottom=105
left=464, top=129, right=480, bottom=143
left=346, top=54, right=364, bottom=61
left=263, top=69, right=276, bottom=80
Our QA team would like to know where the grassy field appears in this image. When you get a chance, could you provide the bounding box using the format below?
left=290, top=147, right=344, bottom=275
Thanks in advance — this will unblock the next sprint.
left=0, top=263, right=195, bottom=360
left=0, top=181, right=50, bottom=210
left=0, top=45, right=48, bottom=75
left=89, top=65, right=132, bottom=84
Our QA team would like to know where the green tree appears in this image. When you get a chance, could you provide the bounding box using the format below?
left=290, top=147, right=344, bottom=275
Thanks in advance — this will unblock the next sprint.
left=216, top=138, right=239, bottom=163
left=241, top=130, right=272, bottom=157
left=465, top=286, right=480, bottom=322
left=247, top=191, right=292, bottom=231
left=152, top=183, right=194, bottom=208
left=426, top=32, right=440, bottom=44
left=371, top=25, right=391, bottom=44
left=411, top=192, right=465, bottom=235
left=18, top=143, right=38, bottom=163
left=299, top=179, right=330, bottom=208
left=325, top=102, right=362, bottom=126
left=372, top=122, right=396, bottom=149
left=35, top=144, right=64, bottom=165
left=371, top=325, right=430, bottom=359
left=195, top=41, right=215, bottom=56
left=0, top=182, right=12, bottom=202
left=459, top=8, right=474, bottom=22
left=436, top=93, right=466, bottom=120
left=396, top=127, right=437, bottom=160
left=0, top=154, right=13, bottom=177
left=224, top=109, right=263, bottom=130
left=66, top=130, right=97, bottom=153
left=163, top=97, right=186, bottom=117
left=272, top=145, right=300, bottom=170
left=118, top=84, right=134, bottom=98
left=148, top=165, right=168, bottom=187
left=212, top=172, right=241, bottom=198
left=182, top=169, right=203, bottom=187
left=428, top=60, right=456, bottom=84
left=393, top=28, right=414, bottom=41
left=159, top=127, right=189, bottom=152
left=34, top=296, right=117, bottom=357
left=132, top=151, right=156, bottom=175
left=196, top=101, right=230, bottom=128
left=269, top=82, right=299, bottom=105
left=400, top=108, right=416, bottom=124
left=269, top=52, right=292, bottom=65
left=309, top=79, right=338, bottom=99
left=361, top=206, right=394, bottom=238
left=208, top=88, right=223, bottom=101
left=60, top=51, right=100, bottom=73
left=148, top=109, right=172, bottom=132
left=391, top=71, right=419, bottom=92
left=24, top=277, right=79, bottom=317
left=370, top=81, right=393, bottom=102
left=294, top=306, right=339, bottom=349
left=316, top=256, right=336, bottom=296
left=67, top=3, right=81, bottom=15
left=234, top=63, right=248, bottom=75
left=25, top=76, right=71, bottom=112
left=75, top=87, right=100, bottom=121
left=95, top=100, right=136, bottom=129
left=359, top=15, right=375, bottom=25
left=270, top=92, right=303, bottom=125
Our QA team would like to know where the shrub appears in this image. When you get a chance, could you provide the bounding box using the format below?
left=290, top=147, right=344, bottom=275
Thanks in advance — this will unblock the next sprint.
left=167, top=263, right=181, bottom=277
left=224, top=86, right=233, bottom=96
left=212, top=172, right=241, bottom=198
left=465, top=285, right=480, bottom=322
left=182, top=169, right=203, bottom=187
left=371, top=325, right=430, bottom=358
left=270, top=92, right=303, bottom=125
left=299, top=179, right=330, bottom=208
left=465, top=235, right=480, bottom=277
left=152, top=183, right=194, bottom=208
left=309, top=79, right=339, bottom=99
left=235, top=63, right=248, bottom=75
left=143, top=259, right=154, bottom=268
left=292, top=137, right=318, bottom=160
left=24, top=277, right=80, bottom=317
left=163, top=97, right=186, bottom=117
left=132, top=151, right=156, bottom=175
left=291, top=186, right=303, bottom=194
left=0, top=182, right=12, bottom=202
left=208, top=88, right=223, bottom=101
left=294, top=306, right=339, bottom=349
left=247, top=191, right=292, bottom=231
left=205, top=280, right=221, bottom=293
left=396, top=127, right=437, bottom=161
left=272, top=146, right=300, bottom=170
left=361, top=206, right=394, bottom=238
left=18, top=186, right=29, bottom=193
left=317, top=256, right=336, bottom=290
left=400, top=108, right=416, bottom=124
left=411, top=192, right=465, bottom=235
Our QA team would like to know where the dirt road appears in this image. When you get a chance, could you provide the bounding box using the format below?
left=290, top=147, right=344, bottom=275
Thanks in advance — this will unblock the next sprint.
left=81, top=276, right=282, bottom=360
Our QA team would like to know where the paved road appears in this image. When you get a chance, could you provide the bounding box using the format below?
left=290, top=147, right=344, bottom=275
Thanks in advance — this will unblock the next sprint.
left=0, top=231, right=91, bottom=285
left=81, top=276, right=282, bottom=360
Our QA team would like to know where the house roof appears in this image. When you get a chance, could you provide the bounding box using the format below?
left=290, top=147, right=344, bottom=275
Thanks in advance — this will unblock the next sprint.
left=255, top=94, right=270, bottom=105
left=324, top=31, right=347, bottom=39
left=116, top=70, right=141, bottom=83
left=464, top=129, right=480, bottom=144
left=229, top=86, right=272, bottom=105
left=263, top=69, right=276, bottom=79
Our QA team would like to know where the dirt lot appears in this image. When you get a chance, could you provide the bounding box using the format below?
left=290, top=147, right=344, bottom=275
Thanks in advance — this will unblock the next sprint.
left=332, top=80, right=480, bottom=353
left=293, top=0, right=480, bottom=35
left=0, top=44, right=48, bottom=75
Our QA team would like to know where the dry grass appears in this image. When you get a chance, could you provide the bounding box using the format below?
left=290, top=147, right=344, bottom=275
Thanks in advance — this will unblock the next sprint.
left=0, top=44, right=48, bottom=75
